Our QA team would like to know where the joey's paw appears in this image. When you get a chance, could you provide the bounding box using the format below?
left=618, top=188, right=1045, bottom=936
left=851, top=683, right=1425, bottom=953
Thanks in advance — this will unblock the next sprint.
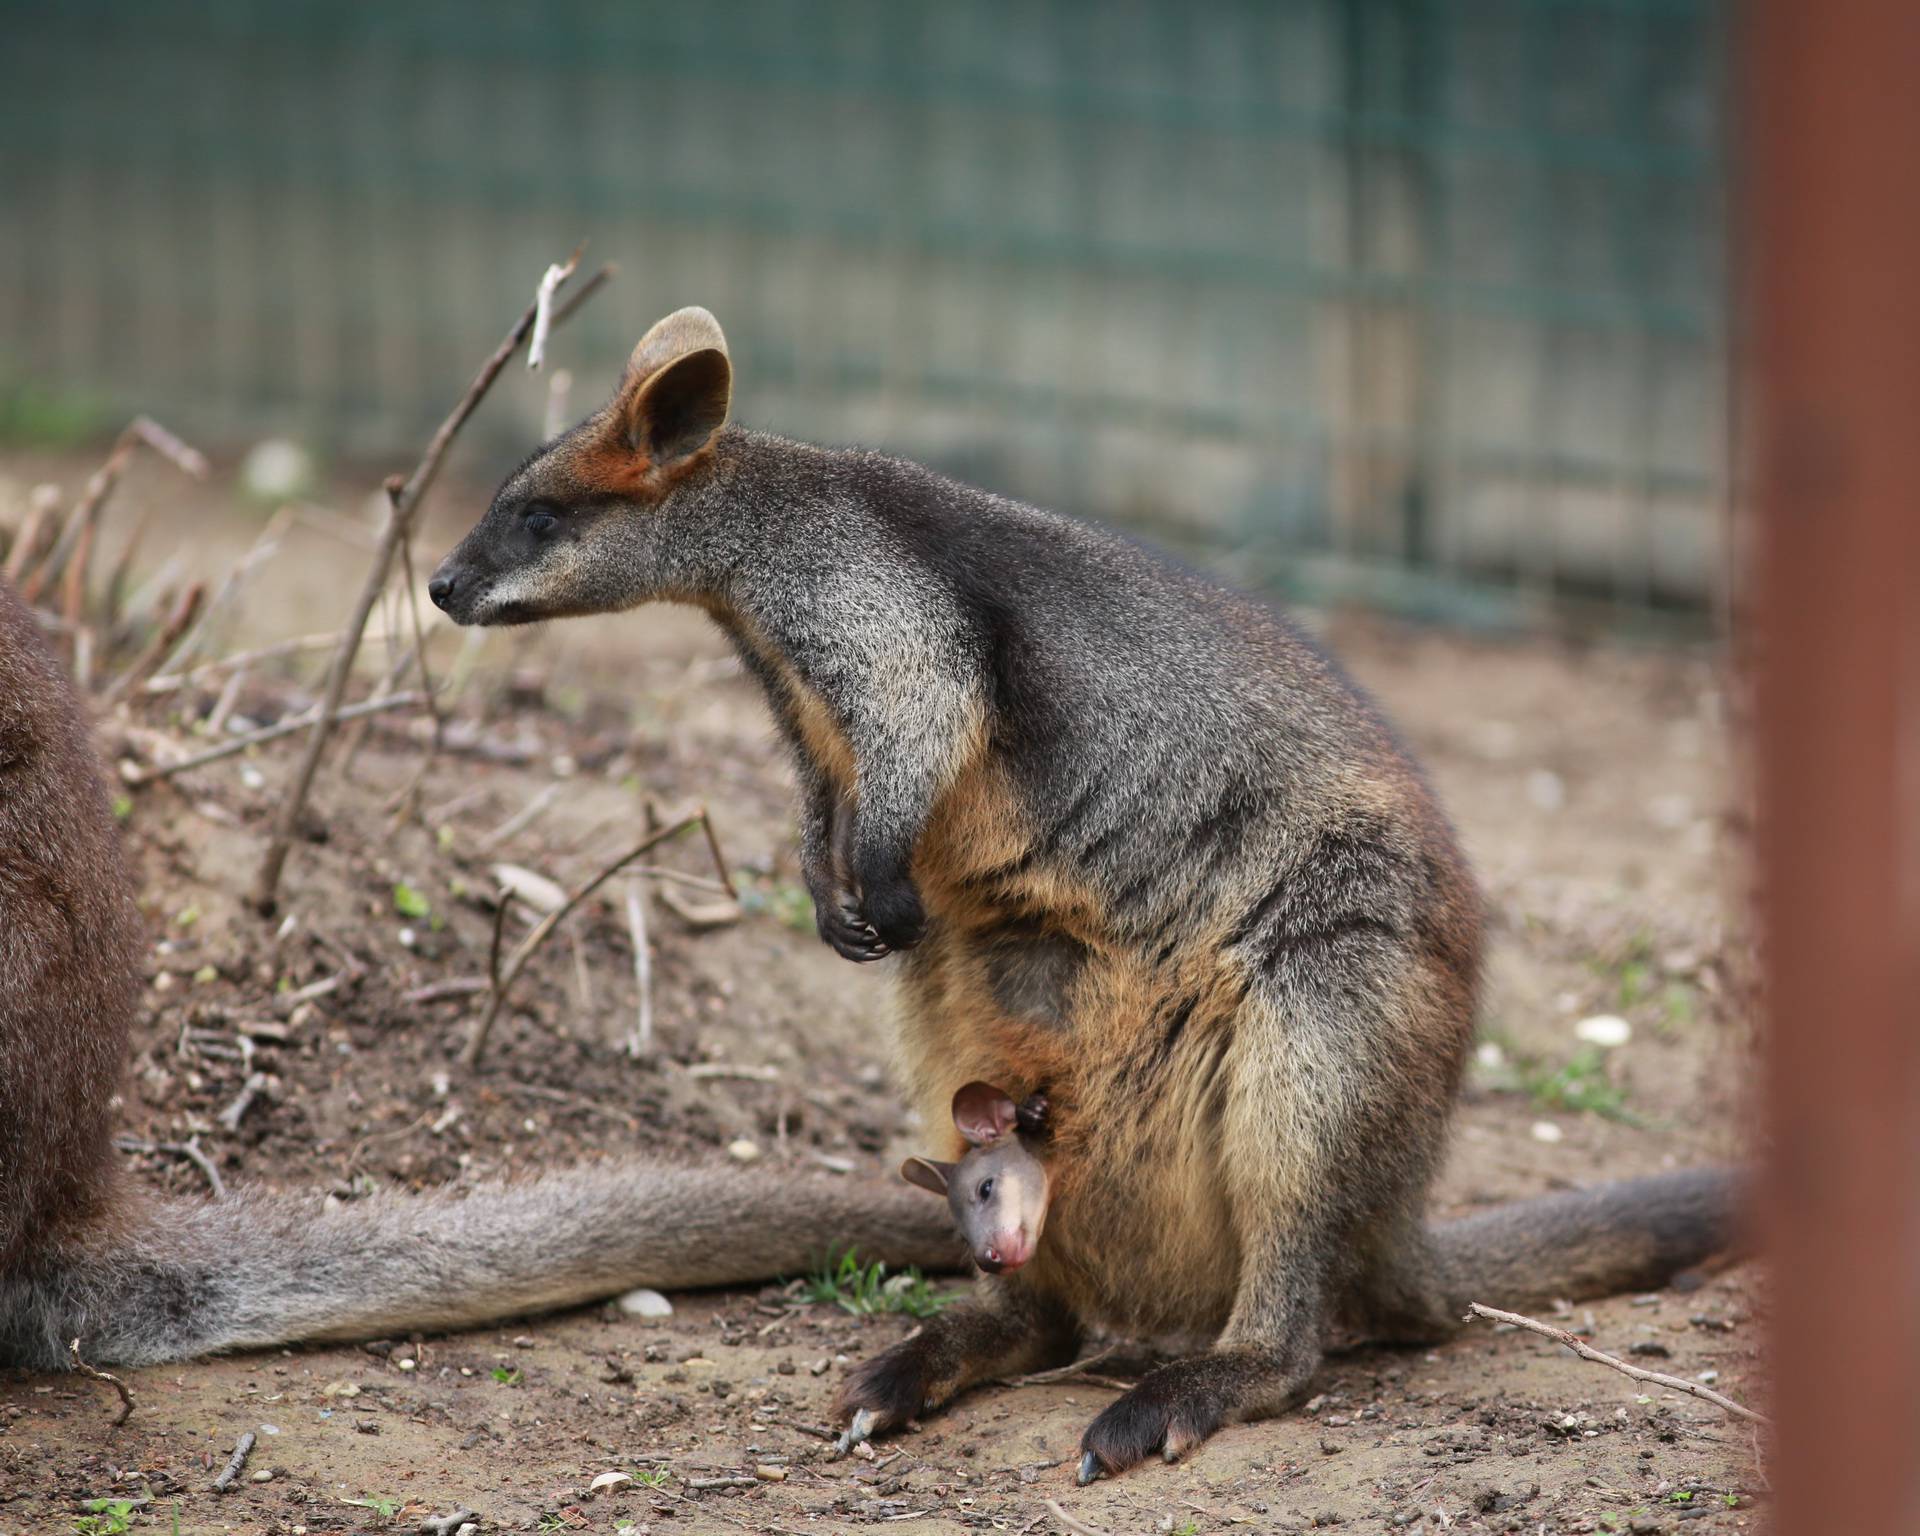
left=816, top=887, right=891, bottom=963
left=1077, top=1358, right=1231, bottom=1481
left=833, top=1341, right=932, bottom=1449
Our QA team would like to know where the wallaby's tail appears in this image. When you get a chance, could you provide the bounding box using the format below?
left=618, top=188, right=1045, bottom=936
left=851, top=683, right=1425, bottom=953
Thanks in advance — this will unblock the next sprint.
left=1425, top=1167, right=1747, bottom=1320
left=1351, top=1168, right=1747, bottom=1344
left=0, top=1161, right=964, bottom=1369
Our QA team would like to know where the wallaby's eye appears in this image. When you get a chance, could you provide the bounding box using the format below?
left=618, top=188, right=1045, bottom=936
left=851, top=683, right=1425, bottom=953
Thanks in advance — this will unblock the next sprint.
left=524, top=502, right=559, bottom=536
left=976, top=1177, right=994, bottom=1203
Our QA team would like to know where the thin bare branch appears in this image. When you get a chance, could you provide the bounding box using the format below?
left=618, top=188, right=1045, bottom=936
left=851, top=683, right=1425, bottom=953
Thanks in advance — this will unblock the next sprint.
left=462, top=812, right=705, bottom=1069
left=1043, top=1499, right=1109, bottom=1536
left=383, top=500, right=447, bottom=822
left=155, top=503, right=296, bottom=677
left=211, top=1430, right=256, bottom=1492
left=3, top=484, right=59, bottom=584
left=527, top=252, right=579, bottom=371
left=21, top=416, right=205, bottom=607
left=477, top=782, right=562, bottom=855
left=121, top=690, right=425, bottom=785
left=1465, top=1303, right=1770, bottom=1425
left=624, top=874, right=653, bottom=1059
left=99, top=581, right=206, bottom=705
left=698, top=804, right=740, bottom=898
left=250, top=250, right=606, bottom=914
left=113, top=1134, right=228, bottom=1200
left=68, top=1338, right=135, bottom=1426
left=145, top=629, right=373, bottom=694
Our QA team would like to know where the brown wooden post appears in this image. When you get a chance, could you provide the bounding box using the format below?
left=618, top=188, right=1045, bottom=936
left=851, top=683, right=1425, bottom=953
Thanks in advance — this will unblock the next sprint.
left=1748, top=1, right=1920, bottom=1528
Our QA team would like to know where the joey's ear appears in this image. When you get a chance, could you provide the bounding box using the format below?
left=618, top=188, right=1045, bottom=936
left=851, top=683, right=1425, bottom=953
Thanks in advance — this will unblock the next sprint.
left=951, top=1081, right=1019, bottom=1147
left=900, top=1156, right=954, bottom=1196
left=619, top=306, right=732, bottom=464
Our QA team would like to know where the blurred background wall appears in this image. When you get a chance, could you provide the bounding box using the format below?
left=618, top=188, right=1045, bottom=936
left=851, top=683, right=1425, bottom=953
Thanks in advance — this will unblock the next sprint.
left=0, top=0, right=1729, bottom=625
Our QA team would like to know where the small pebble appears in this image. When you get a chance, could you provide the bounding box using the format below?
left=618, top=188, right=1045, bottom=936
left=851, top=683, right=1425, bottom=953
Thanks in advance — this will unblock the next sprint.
left=1574, top=1014, right=1633, bottom=1048
left=1526, top=768, right=1567, bottom=812
left=617, top=1287, right=675, bottom=1320
left=251, top=1470, right=272, bottom=1483
left=727, top=1138, right=762, bottom=1163
left=1531, top=1120, right=1565, bottom=1144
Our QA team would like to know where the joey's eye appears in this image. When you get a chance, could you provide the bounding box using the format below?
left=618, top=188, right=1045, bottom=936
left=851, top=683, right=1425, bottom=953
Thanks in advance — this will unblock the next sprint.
left=976, top=1177, right=994, bottom=1203
left=524, top=503, right=559, bottom=535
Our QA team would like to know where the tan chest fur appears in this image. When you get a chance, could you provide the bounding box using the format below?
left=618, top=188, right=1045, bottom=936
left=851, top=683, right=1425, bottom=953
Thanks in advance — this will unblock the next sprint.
left=894, top=874, right=1252, bottom=1334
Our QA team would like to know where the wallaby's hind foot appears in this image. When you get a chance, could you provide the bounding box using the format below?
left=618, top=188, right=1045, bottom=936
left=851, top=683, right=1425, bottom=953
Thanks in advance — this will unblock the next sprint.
left=835, top=1282, right=1077, bottom=1449
left=1074, top=1329, right=1320, bottom=1482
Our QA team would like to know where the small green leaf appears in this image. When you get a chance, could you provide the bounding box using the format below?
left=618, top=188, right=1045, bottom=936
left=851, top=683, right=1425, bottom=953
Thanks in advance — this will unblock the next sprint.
left=392, top=883, right=431, bottom=920
left=111, top=795, right=134, bottom=821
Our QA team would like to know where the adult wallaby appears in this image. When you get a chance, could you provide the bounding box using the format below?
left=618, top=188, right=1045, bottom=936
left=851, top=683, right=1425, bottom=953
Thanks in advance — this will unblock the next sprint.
left=427, top=306, right=1741, bottom=1480
left=0, top=575, right=961, bottom=1370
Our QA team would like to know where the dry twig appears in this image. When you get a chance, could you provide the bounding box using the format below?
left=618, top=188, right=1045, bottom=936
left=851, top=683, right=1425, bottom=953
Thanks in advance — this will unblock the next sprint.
left=218, top=1072, right=271, bottom=1132
left=382, top=498, right=448, bottom=822
left=462, top=809, right=715, bottom=1068
left=1009, top=1343, right=1127, bottom=1388
left=478, top=782, right=562, bottom=854
left=250, top=252, right=608, bottom=914
left=99, top=581, right=206, bottom=705
left=527, top=258, right=573, bottom=371
left=1043, top=1499, right=1109, bottom=1536
left=114, top=1134, right=227, bottom=1200
left=1466, top=1302, right=1769, bottom=1424
left=68, top=1337, right=135, bottom=1425
left=155, top=503, right=295, bottom=678
left=120, top=690, right=425, bottom=785
left=20, top=416, right=206, bottom=606
left=3, top=484, right=59, bottom=583
left=625, top=873, right=653, bottom=1059
left=211, top=1430, right=256, bottom=1492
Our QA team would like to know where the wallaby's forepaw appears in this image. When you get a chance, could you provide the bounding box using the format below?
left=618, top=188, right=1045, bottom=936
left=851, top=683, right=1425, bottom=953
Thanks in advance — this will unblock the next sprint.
left=816, top=886, right=892, bottom=963
left=859, top=873, right=927, bottom=953
left=1076, top=1357, right=1232, bottom=1481
left=833, top=1339, right=933, bottom=1448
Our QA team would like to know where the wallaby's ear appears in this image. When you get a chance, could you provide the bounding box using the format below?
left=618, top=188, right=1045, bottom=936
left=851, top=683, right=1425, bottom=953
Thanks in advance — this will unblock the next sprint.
left=619, top=306, right=732, bottom=465
left=951, top=1081, right=1019, bottom=1147
left=901, top=1156, right=955, bottom=1196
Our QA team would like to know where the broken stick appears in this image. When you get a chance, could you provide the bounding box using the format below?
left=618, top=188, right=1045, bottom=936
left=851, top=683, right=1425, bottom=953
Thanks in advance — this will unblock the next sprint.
left=1465, top=1302, right=1769, bottom=1425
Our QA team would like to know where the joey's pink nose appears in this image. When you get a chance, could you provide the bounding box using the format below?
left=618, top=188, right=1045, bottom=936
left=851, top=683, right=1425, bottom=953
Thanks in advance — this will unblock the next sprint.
left=977, top=1230, right=1033, bottom=1274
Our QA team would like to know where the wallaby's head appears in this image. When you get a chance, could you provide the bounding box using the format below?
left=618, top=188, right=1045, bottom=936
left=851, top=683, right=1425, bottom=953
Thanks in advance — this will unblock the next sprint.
left=901, top=1082, right=1051, bottom=1275
left=428, top=306, right=733, bottom=626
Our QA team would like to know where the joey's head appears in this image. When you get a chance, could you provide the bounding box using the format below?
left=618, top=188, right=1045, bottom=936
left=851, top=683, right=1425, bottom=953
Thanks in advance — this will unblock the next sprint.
left=429, top=306, right=734, bottom=626
left=901, top=1082, right=1051, bottom=1275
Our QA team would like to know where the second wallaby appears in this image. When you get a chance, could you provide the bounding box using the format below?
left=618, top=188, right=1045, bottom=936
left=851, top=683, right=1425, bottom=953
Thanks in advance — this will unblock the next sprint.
left=0, top=574, right=962, bottom=1372
left=428, top=306, right=1743, bottom=1480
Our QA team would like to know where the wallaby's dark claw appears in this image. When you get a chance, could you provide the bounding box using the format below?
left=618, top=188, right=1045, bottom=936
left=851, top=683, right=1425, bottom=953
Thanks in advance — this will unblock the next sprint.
left=1077, top=1450, right=1103, bottom=1486
left=833, top=1406, right=879, bottom=1456
left=816, top=891, right=894, bottom=963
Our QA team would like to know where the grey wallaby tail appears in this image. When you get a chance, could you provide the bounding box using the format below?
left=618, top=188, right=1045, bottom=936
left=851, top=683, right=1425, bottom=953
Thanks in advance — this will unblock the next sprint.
left=1423, top=1167, right=1746, bottom=1322
left=0, top=1161, right=964, bottom=1370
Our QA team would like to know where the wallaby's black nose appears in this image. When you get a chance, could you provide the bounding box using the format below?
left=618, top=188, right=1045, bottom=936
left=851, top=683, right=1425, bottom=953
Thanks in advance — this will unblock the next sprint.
left=427, top=573, right=455, bottom=609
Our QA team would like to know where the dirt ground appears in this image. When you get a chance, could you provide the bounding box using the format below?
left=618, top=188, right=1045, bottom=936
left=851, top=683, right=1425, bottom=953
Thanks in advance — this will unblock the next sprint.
left=0, top=453, right=1764, bottom=1535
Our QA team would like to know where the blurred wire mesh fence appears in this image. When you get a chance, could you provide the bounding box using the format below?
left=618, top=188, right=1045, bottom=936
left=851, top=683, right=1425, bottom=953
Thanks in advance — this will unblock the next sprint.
left=0, top=0, right=1728, bottom=624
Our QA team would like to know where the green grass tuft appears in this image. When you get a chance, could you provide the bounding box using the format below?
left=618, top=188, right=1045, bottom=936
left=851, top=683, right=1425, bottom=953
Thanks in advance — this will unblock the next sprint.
left=797, top=1249, right=955, bottom=1319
